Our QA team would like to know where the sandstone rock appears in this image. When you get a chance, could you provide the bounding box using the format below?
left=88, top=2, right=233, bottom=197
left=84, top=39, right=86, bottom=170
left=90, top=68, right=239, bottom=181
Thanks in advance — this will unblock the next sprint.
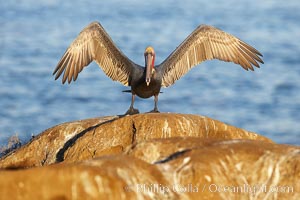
left=151, top=139, right=300, bottom=200
left=0, top=113, right=271, bottom=169
left=127, top=138, right=300, bottom=199
left=126, top=137, right=218, bottom=163
left=0, top=155, right=178, bottom=200
left=0, top=116, right=118, bottom=168
left=0, top=139, right=299, bottom=200
left=2, top=113, right=298, bottom=200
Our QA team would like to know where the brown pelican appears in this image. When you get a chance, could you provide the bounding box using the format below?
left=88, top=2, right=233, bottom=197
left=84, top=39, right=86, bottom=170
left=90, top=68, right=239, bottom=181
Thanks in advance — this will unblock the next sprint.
left=53, top=21, right=263, bottom=114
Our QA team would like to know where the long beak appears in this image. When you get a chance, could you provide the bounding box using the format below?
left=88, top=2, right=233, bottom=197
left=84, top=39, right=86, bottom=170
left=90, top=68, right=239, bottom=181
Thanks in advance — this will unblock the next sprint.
left=145, top=53, right=152, bottom=86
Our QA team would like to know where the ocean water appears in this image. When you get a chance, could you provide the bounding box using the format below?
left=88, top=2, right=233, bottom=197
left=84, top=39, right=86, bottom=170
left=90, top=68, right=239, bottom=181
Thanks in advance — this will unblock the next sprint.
left=0, top=0, right=299, bottom=146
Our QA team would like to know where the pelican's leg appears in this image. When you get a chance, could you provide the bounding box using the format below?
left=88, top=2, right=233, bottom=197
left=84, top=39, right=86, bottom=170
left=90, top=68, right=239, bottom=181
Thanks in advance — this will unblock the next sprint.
left=125, top=94, right=139, bottom=115
left=149, top=94, right=160, bottom=113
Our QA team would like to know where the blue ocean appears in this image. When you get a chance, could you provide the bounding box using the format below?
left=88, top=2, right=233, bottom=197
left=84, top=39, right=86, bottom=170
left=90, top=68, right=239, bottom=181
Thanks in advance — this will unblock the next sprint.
left=1, top=0, right=299, bottom=146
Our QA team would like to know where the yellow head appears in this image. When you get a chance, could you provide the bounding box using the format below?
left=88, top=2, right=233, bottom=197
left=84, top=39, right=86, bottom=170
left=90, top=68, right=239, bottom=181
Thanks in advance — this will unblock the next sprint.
left=144, top=46, right=155, bottom=55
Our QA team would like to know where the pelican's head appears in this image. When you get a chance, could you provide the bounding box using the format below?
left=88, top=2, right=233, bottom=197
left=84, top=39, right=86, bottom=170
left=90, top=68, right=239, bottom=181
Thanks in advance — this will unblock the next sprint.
left=144, top=46, right=156, bottom=86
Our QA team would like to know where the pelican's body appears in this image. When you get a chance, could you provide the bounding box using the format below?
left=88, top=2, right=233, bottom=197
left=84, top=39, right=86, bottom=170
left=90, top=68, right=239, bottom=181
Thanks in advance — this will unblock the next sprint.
left=53, top=22, right=264, bottom=114
left=129, top=60, right=163, bottom=99
left=131, top=73, right=162, bottom=99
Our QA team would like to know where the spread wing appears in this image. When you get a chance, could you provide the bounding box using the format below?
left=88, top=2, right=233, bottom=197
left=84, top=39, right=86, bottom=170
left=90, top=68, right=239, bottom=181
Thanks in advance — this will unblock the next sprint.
left=53, top=21, right=137, bottom=85
left=158, top=25, right=264, bottom=87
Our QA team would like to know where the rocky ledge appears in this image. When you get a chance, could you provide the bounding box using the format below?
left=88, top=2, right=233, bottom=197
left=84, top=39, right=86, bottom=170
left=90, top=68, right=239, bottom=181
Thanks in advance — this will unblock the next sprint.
left=0, top=113, right=299, bottom=199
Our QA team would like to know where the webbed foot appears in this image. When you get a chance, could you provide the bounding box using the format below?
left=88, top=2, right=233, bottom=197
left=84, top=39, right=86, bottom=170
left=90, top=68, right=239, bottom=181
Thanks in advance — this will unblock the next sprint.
left=125, top=107, right=139, bottom=115
left=148, top=109, right=160, bottom=113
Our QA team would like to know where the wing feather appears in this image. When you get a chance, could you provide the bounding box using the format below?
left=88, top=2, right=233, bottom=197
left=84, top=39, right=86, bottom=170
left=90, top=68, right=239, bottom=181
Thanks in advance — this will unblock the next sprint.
left=53, top=22, right=136, bottom=85
left=55, top=52, right=71, bottom=80
left=158, top=25, right=264, bottom=87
